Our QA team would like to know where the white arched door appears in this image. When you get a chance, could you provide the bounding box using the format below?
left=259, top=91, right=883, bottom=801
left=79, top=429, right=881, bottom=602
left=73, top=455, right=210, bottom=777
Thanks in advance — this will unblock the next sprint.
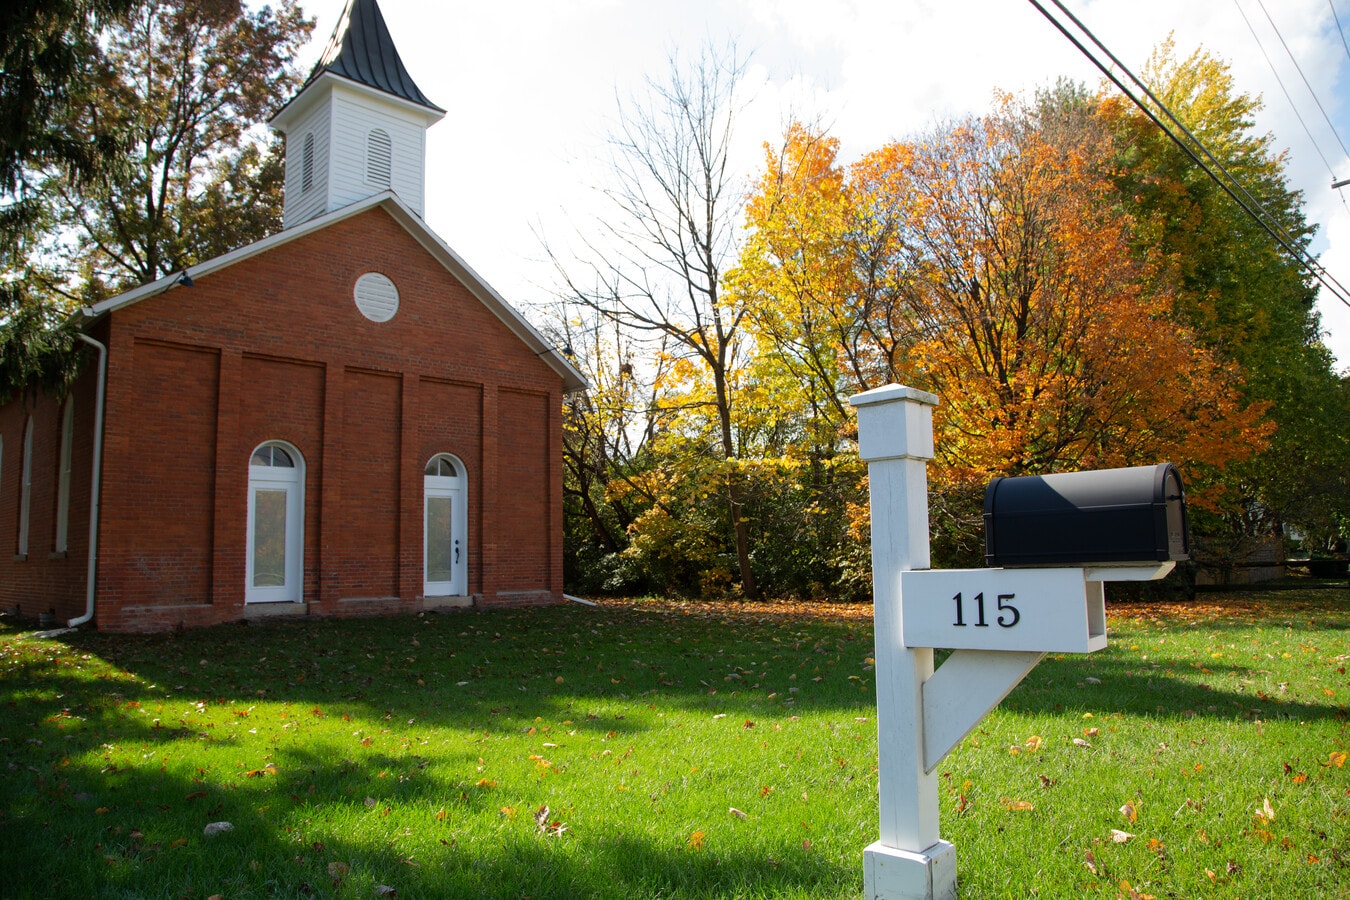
left=247, top=442, right=304, bottom=603
left=424, top=454, right=467, bottom=596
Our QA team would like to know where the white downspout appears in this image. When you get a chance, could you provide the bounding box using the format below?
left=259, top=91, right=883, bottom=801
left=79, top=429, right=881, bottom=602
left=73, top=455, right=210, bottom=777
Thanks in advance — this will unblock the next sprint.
left=68, top=330, right=107, bottom=628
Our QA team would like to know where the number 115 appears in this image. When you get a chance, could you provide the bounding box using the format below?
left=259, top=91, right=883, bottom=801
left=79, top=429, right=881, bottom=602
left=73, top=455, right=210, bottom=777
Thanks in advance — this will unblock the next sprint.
left=952, top=592, right=1020, bottom=628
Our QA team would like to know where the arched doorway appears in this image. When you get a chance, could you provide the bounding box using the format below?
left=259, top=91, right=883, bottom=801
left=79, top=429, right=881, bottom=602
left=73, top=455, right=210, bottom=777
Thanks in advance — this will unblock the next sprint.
left=424, top=454, right=467, bottom=596
left=246, top=441, right=305, bottom=603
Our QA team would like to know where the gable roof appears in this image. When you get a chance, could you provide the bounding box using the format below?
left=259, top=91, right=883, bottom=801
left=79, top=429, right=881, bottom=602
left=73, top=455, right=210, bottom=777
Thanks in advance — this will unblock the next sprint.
left=77, top=193, right=587, bottom=394
left=305, top=0, right=442, bottom=113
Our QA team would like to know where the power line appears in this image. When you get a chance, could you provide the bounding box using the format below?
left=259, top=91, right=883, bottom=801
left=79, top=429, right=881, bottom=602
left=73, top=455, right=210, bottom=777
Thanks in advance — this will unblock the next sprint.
left=1330, top=0, right=1350, bottom=65
left=1025, top=0, right=1350, bottom=309
left=1234, top=0, right=1338, bottom=179
left=1255, top=0, right=1350, bottom=161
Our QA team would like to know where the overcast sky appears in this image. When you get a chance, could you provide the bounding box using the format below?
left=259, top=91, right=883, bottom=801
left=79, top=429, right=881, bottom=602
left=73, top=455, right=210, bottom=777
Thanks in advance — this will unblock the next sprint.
left=294, top=0, right=1350, bottom=368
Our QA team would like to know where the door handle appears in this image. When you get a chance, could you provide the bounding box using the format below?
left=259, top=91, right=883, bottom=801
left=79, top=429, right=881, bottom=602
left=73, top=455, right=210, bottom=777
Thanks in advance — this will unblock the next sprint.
left=454, top=539, right=460, bottom=565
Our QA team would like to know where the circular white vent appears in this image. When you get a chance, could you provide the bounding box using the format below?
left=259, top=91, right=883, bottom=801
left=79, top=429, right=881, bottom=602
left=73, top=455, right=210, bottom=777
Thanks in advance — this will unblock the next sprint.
left=353, top=272, right=399, bottom=322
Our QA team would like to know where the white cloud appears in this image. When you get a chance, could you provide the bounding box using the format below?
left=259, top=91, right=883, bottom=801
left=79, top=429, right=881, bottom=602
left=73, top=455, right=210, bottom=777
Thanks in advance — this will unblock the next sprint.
left=295, top=0, right=1350, bottom=365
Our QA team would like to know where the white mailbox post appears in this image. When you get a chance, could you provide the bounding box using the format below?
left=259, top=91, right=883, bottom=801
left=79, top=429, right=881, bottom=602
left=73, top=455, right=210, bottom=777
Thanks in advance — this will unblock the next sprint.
left=851, top=385, right=1172, bottom=900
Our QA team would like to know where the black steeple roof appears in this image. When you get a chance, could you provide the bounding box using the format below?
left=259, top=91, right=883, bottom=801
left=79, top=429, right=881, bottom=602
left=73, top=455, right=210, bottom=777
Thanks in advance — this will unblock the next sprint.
left=306, top=0, right=443, bottom=113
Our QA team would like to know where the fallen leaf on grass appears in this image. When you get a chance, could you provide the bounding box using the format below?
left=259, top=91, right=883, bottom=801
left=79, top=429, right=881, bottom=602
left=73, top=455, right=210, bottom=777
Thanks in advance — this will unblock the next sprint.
left=1323, top=751, right=1346, bottom=768
left=1118, top=879, right=1155, bottom=900
left=688, top=830, right=706, bottom=850
left=1084, top=849, right=1098, bottom=875
left=533, top=805, right=567, bottom=836
left=729, top=807, right=747, bottom=819
left=1024, top=735, right=1044, bottom=752
left=1073, top=738, right=1092, bottom=748
left=1000, top=798, right=1033, bottom=812
left=1120, top=802, right=1138, bottom=824
left=1110, top=829, right=1134, bottom=843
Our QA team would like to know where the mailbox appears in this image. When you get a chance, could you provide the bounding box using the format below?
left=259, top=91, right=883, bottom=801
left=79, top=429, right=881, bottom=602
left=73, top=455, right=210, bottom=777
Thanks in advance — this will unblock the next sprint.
left=984, top=463, right=1188, bottom=567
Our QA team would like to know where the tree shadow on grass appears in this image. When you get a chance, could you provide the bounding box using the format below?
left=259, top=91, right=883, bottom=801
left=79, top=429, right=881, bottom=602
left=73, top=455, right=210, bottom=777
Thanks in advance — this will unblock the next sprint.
left=1000, top=649, right=1348, bottom=723
left=0, top=608, right=869, bottom=898
left=1, top=686, right=858, bottom=899
left=31, top=605, right=876, bottom=731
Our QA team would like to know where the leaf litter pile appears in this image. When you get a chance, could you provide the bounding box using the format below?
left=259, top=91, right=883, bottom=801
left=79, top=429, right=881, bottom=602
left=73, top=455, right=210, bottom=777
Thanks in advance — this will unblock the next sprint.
left=1, top=590, right=1346, bottom=898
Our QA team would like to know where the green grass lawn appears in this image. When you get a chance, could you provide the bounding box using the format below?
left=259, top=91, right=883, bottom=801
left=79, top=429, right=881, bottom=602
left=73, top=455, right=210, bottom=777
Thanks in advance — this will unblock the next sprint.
left=0, top=590, right=1346, bottom=898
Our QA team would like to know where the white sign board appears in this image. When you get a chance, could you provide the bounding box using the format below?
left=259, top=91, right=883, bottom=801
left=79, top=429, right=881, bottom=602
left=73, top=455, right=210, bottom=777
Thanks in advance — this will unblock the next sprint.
left=900, top=567, right=1106, bottom=654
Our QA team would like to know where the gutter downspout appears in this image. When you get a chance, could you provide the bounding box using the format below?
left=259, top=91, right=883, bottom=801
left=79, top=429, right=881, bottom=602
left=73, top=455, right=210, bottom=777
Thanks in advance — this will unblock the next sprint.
left=68, top=330, right=107, bottom=628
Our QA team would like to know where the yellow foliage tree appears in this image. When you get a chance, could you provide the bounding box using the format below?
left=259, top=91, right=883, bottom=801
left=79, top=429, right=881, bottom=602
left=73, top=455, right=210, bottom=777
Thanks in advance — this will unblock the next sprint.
left=733, top=103, right=1273, bottom=561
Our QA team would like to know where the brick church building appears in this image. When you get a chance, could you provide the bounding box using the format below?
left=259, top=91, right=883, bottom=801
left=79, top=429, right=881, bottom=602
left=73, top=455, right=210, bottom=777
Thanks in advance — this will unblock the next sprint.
left=0, top=0, right=586, bottom=632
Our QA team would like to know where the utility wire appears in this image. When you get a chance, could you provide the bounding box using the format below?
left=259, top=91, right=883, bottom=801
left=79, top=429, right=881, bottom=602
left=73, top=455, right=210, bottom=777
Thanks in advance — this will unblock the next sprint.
left=1256, top=0, right=1350, bottom=161
left=1047, top=0, right=1308, bottom=260
left=1330, top=0, right=1350, bottom=65
left=1235, top=0, right=1338, bottom=178
left=1026, top=0, right=1350, bottom=308
left=1242, top=0, right=1350, bottom=216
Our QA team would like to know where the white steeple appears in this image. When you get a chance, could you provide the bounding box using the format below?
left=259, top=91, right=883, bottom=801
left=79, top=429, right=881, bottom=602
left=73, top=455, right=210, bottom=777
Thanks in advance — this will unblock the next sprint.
left=269, top=0, right=445, bottom=229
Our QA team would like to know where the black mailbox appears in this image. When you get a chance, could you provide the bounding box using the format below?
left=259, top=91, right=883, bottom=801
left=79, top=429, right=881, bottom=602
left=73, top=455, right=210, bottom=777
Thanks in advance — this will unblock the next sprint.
left=984, top=463, right=1188, bottom=567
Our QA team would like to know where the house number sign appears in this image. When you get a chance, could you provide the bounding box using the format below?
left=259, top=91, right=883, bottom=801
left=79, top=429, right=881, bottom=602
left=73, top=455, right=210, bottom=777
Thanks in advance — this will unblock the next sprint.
left=900, top=567, right=1107, bottom=654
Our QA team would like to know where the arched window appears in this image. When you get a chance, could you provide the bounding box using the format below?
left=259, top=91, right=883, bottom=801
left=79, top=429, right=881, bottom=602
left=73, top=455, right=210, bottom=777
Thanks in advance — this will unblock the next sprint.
left=301, top=132, right=315, bottom=193
left=366, top=128, right=392, bottom=188
left=17, top=417, right=33, bottom=557
left=247, top=441, right=305, bottom=603
left=54, top=397, right=74, bottom=552
left=423, top=454, right=467, bottom=596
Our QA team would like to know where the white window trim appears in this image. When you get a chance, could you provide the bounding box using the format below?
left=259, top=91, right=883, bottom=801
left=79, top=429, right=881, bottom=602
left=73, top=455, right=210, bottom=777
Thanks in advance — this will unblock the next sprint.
left=366, top=128, right=392, bottom=188
left=246, top=441, right=305, bottom=603
left=55, top=397, right=74, bottom=553
left=423, top=454, right=467, bottom=597
left=17, top=417, right=33, bottom=558
left=301, top=132, right=315, bottom=193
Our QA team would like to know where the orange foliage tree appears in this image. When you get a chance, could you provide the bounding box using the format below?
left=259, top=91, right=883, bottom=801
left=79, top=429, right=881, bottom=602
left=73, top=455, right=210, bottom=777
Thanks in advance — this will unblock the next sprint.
left=731, top=100, right=1273, bottom=563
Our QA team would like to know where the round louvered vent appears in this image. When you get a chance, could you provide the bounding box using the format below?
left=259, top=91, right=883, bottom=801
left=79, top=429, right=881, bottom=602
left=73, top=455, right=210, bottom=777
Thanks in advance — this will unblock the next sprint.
left=353, top=272, right=399, bottom=322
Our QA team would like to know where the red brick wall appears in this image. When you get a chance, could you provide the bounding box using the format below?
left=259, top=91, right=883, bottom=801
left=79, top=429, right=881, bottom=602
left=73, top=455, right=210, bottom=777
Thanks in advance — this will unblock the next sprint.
left=98, top=341, right=218, bottom=612
left=497, top=388, right=550, bottom=595
left=0, top=357, right=99, bottom=622
left=62, top=205, right=569, bottom=632
left=338, top=369, right=401, bottom=597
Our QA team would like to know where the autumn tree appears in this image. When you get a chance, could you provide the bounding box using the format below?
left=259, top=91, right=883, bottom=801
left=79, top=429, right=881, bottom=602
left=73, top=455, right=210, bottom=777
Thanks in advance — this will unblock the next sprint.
left=44, top=0, right=311, bottom=296
left=550, top=304, right=675, bottom=594
left=1106, top=41, right=1350, bottom=562
left=552, top=43, right=762, bottom=597
left=733, top=99, right=1272, bottom=566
